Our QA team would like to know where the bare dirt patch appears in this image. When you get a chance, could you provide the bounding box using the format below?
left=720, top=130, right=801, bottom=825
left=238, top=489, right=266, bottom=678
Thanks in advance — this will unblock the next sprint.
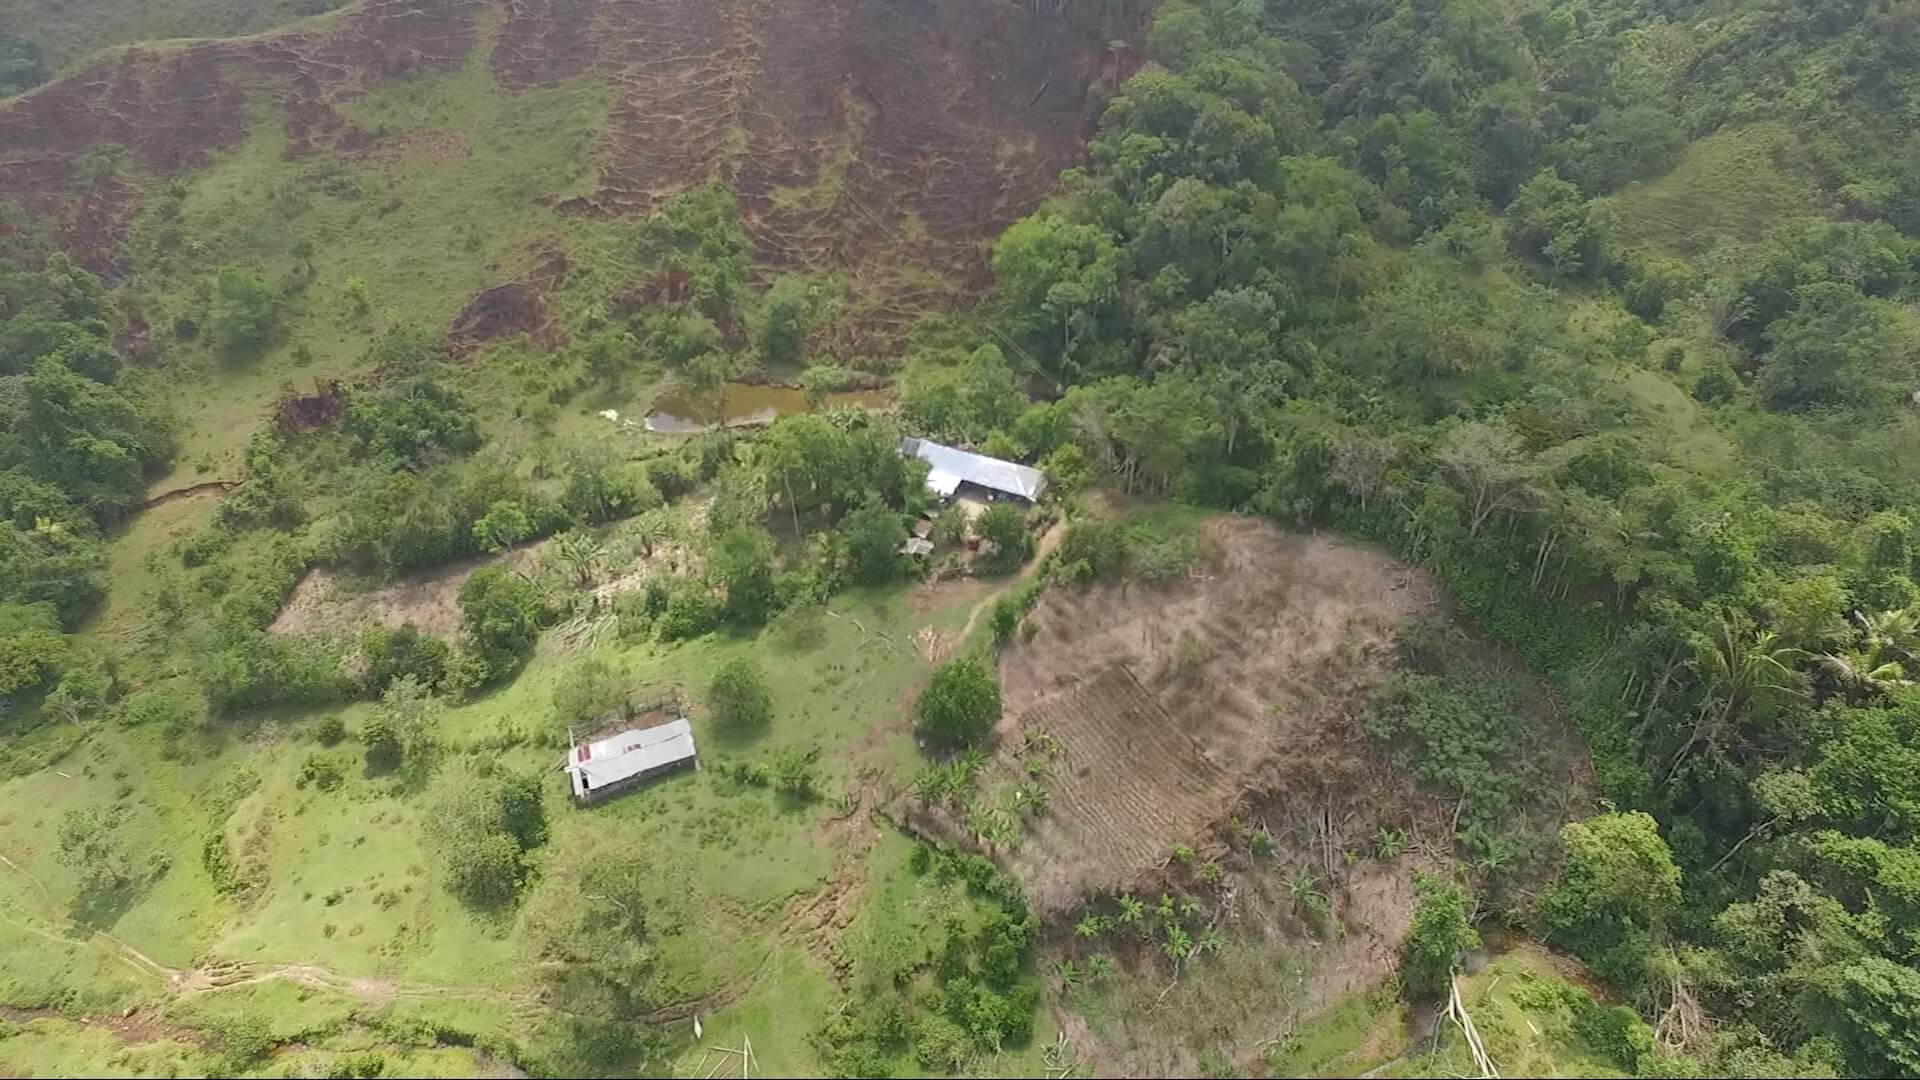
left=971, top=518, right=1442, bottom=915
left=1001, top=665, right=1236, bottom=905
left=443, top=249, right=572, bottom=358
left=918, top=513, right=1595, bottom=1076
left=267, top=546, right=538, bottom=641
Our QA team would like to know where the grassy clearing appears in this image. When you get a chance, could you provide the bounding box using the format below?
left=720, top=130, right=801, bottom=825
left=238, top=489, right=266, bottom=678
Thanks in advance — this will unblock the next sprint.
left=1619, top=368, right=1741, bottom=477
left=1262, top=986, right=1405, bottom=1078
left=1267, top=944, right=1633, bottom=1079
left=1060, top=928, right=1312, bottom=1076
left=1605, top=123, right=1826, bottom=257
left=82, top=489, right=223, bottom=641
left=125, top=39, right=616, bottom=493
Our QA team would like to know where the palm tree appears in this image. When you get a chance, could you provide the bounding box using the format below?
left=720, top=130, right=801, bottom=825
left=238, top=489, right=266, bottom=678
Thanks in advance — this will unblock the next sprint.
left=1666, top=612, right=1804, bottom=781
left=629, top=508, right=671, bottom=558
left=1819, top=606, right=1920, bottom=703
left=549, top=530, right=604, bottom=589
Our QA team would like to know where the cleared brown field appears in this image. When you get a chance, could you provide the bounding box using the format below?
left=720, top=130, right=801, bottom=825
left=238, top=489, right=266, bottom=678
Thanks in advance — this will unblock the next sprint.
left=997, top=664, right=1236, bottom=909
left=899, top=516, right=1457, bottom=914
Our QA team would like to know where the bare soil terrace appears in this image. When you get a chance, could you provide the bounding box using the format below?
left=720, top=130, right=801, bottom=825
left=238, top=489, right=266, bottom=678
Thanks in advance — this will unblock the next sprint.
left=988, top=518, right=1445, bottom=914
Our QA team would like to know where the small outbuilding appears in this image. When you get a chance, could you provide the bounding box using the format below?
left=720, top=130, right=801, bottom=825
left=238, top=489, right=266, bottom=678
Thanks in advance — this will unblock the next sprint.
left=901, top=436, right=1048, bottom=504
left=564, top=717, right=698, bottom=803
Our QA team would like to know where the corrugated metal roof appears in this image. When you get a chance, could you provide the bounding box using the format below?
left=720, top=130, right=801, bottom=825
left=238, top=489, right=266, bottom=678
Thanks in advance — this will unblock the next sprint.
left=566, top=717, right=696, bottom=797
left=901, top=437, right=1048, bottom=501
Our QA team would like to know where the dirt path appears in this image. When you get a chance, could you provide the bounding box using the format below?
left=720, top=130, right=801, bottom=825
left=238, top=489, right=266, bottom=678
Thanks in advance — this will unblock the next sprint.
left=0, top=852, right=178, bottom=983
left=952, top=518, right=1065, bottom=646
left=138, top=479, right=237, bottom=510
left=1, top=849, right=540, bottom=1011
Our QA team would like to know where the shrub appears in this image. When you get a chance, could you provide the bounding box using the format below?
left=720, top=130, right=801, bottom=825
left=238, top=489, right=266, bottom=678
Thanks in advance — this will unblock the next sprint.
left=645, top=457, right=694, bottom=500
left=753, top=274, right=817, bottom=366
left=768, top=746, right=820, bottom=798
left=316, top=714, right=347, bottom=745
left=117, top=683, right=202, bottom=731
left=711, top=526, right=777, bottom=625
left=343, top=377, right=480, bottom=468
left=442, top=832, right=523, bottom=910
left=457, top=566, right=544, bottom=681
left=428, top=765, right=548, bottom=910
left=1134, top=537, right=1195, bottom=584
left=708, top=657, right=772, bottom=732
left=989, top=596, right=1023, bottom=642
left=552, top=656, right=626, bottom=734
left=213, top=1011, right=275, bottom=1064
left=931, top=510, right=969, bottom=547
left=1534, top=812, right=1681, bottom=993
left=360, top=623, right=450, bottom=696
left=917, top=656, right=1002, bottom=748
left=1400, top=873, right=1480, bottom=1000
left=325, top=1051, right=390, bottom=1078
left=974, top=504, right=1031, bottom=573
left=362, top=711, right=400, bottom=769
left=657, top=584, right=719, bottom=641
left=297, top=752, right=346, bottom=792
left=196, top=629, right=347, bottom=716
left=1055, top=521, right=1128, bottom=582
left=210, top=267, right=281, bottom=357
left=1571, top=1001, right=1655, bottom=1073
left=841, top=502, right=908, bottom=585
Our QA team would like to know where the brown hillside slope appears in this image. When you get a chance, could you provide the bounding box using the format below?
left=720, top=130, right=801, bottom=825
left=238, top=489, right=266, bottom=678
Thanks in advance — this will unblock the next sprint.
left=0, top=0, right=1135, bottom=330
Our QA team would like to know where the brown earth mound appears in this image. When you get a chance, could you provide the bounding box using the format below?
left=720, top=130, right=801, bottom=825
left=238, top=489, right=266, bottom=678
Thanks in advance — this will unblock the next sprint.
left=0, top=0, right=1136, bottom=337
left=268, top=547, right=536, bottom=641
left=445, top=281, right=548, bottom=354
left=444, top=249, right=571, bottom=356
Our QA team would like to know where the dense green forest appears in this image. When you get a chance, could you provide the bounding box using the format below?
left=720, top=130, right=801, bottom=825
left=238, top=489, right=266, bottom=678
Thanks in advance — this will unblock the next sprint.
left=955, top=0, right=1920, bottom=1074
left=7, top=0, right=1920, bottom=1075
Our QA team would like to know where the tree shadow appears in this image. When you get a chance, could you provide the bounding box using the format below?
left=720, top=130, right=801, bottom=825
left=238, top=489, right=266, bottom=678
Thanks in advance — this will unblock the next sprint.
left=67, top=872, right=155, bottom=932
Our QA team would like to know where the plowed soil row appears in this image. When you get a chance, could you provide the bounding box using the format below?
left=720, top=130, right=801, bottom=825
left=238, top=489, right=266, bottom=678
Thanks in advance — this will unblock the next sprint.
left=999, top=665, right=1236, bottom=908
left=0, top=0, right=1136, bottom=340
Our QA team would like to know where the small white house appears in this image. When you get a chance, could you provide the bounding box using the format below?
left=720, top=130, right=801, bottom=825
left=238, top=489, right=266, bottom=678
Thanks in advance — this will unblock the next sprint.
left=563, top=717, right=697, bottom=803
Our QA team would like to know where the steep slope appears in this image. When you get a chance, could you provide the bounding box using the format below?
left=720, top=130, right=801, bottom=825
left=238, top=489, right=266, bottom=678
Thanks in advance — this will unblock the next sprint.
left=0, top=0, right=1135, bottom=332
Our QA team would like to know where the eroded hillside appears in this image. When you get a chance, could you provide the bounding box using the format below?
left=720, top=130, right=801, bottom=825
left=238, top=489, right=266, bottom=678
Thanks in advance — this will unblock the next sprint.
left=0, top=0, right=1134, bottom=331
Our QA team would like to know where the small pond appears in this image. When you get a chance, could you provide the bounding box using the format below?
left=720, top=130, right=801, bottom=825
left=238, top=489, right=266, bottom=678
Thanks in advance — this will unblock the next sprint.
left=644, top=381, right=891, bottom=432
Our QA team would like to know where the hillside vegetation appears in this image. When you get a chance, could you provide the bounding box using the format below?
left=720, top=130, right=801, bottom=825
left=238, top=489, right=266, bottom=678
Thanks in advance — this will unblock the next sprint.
left=0, top=0, right=347, bottom=87
left=4, top=0, right=1920, bottom=1076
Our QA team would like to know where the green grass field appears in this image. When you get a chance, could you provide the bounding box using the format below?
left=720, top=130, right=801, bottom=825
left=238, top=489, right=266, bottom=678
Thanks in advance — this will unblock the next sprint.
left=1605, top=123, right=1827, bottom=258
left=1, top=518, right=1017, bottom=1073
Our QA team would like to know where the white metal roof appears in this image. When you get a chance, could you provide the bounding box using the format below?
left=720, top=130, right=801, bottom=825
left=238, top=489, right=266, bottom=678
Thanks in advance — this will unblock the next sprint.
left=901, top=437, right=1048, bottom=501
left=565, top=718, right=696, bottom=797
